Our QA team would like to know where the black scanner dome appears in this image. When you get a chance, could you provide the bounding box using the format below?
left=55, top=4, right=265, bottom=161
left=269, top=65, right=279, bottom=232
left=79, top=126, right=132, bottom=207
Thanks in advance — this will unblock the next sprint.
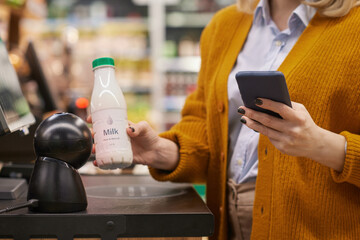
left=34, top=112, right=92, bottom=169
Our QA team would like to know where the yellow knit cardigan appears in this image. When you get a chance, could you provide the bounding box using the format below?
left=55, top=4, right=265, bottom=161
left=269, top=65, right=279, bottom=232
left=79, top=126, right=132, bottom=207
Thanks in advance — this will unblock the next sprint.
left=150, top=4, right=360, bottom=240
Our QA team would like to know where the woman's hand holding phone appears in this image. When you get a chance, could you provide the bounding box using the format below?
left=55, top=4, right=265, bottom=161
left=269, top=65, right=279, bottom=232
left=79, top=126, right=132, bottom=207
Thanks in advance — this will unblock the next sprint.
left=238, top=98, right=346, bottom=172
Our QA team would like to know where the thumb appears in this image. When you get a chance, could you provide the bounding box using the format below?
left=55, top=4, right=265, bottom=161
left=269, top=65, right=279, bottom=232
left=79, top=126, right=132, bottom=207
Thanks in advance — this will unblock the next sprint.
left=86, top=115, right=92, bottom=123
left=126, top=121, right=152, bottom=138
left=126, top=125, right=136, bottom=137
left=126, top=120, right=136, bottom=137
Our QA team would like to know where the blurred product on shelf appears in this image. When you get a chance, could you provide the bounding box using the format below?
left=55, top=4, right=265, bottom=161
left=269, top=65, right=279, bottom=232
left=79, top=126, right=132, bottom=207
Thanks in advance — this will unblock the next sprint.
left=167, top=0, right=233, bottom=12
left=164, top=71, right=197, bottom=112
left=67, top=96, right=89, bottom=121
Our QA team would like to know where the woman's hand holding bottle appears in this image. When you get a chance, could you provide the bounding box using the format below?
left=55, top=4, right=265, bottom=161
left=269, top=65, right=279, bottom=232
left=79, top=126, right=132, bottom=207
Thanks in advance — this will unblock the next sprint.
left=87, top=116, right=180, bottom=171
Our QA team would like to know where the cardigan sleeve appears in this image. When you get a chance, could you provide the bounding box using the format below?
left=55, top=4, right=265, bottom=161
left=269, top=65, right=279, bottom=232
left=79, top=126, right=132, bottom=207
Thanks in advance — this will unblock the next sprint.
left=148, top=19, right=217, bottom=184
left=331, top=131, right=360, bottom=187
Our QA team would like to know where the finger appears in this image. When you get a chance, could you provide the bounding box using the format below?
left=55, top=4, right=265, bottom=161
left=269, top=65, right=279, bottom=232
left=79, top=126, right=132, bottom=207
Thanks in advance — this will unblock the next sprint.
left=291, top=101, right=308, bottom=113
left=90, top=128, right=94, bottom=138
left=127, top=121, right=150, bottom=138
left=126, top=125, right=136, bottom=136
left=93, top=160, right=98, bottom=167
left=127, top=120, right=135, bottom=135
left=255, top=98, right=296, bottom=120
left=240, top=116, right=283, bottom=140
left=86, top=115, right=92, bottom=123
left=127, top=120, right=137, bottom=137
left=238, top=106, right=288, bottom=132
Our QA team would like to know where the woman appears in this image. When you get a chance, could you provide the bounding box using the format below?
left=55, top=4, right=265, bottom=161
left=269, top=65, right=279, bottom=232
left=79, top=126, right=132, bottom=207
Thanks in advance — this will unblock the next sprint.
left=90, top=0, right=360, bottom=239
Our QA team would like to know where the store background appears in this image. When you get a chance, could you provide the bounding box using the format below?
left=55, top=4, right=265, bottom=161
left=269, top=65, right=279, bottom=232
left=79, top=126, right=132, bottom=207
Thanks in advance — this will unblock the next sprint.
left=0, top=0, right=233, bottom=197
left=1, top=0, right=233, bottom=129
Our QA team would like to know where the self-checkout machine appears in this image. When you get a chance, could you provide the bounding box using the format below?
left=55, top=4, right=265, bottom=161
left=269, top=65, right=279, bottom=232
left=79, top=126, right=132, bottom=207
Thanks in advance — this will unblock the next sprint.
left=0, top=112, right=213, bottom=239
left=0, top=37, right=213, bottom=239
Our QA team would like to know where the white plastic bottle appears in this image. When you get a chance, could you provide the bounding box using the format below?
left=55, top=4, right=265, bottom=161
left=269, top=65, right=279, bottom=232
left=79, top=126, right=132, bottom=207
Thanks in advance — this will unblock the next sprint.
left=90, top=57, right=133, bottom=169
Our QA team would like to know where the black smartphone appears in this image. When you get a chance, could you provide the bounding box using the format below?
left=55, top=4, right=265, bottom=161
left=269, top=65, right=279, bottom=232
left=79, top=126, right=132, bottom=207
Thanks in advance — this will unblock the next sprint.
left=235, top=71, right=292, bottom=118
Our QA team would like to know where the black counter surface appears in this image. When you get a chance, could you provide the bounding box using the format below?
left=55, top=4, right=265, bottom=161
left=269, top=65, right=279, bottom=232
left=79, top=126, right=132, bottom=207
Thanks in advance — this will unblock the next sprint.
left=0, top=175, right=214, bottom=240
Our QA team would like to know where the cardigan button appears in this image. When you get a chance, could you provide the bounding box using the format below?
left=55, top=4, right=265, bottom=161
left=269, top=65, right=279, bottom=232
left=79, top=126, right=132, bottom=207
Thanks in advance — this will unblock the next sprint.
left=221, top=152, right=225, bottom=163
left=217, top=102, right=224, bottom=113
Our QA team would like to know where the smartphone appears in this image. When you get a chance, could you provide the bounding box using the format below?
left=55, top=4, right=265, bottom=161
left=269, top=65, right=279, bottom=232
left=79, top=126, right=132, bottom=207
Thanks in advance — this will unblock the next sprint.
left=235, top=71, right=292, bottom=118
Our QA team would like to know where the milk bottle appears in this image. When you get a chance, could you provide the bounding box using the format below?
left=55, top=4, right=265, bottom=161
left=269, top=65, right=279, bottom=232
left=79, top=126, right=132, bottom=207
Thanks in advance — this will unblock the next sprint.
left=90, top=57, right=133, bottom=169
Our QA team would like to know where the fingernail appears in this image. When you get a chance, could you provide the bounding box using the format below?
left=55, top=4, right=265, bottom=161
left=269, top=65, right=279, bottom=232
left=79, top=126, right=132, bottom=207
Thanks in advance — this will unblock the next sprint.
left=129, top=126, right=135, bottom=132
left=237, top=107, right=245, bottom=115
left=240, top=118, right=247, bottom=124
left=255, top=98, right=263, bottom=105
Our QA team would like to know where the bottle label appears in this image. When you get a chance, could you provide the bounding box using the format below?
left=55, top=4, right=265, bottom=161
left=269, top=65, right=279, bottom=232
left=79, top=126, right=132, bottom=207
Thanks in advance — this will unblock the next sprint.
left=92, top=108, right=132, bottom=157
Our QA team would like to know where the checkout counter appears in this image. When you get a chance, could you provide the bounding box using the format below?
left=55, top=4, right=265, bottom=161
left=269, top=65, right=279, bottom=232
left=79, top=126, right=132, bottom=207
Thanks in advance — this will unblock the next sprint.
left=0, top=33, right=213, bottom=240
left=0, top=174, right=214, bottom=240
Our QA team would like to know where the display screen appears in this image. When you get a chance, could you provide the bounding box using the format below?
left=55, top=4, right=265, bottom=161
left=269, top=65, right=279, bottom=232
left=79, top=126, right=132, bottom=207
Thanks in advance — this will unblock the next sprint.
left=0, top=39, right=35, bottom=135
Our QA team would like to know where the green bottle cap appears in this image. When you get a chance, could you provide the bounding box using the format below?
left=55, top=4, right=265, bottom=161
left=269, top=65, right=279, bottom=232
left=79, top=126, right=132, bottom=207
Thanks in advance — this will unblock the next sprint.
left=92, top=57, right=114, bottom=69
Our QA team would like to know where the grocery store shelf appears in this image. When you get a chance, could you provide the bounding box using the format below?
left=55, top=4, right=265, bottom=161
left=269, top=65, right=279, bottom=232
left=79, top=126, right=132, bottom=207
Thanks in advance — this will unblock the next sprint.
left=166, top=12, right=213, bottom=28
left=122, top=86, right=152, bottom=94
left=22, top=17, right=148, bottom=37
left=164, top=95, right=187, bottom=112
left=160, top=56, right=201, bottom=72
